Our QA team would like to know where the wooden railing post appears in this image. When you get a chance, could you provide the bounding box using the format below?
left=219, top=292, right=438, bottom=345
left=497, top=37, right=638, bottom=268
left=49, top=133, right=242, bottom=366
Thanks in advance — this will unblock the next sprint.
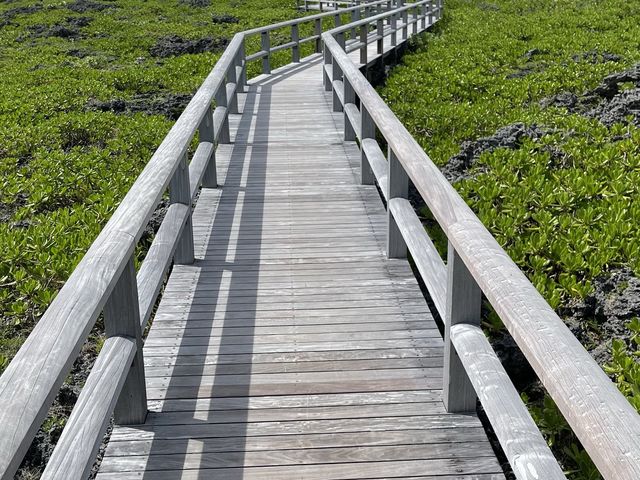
left=323, top=43, right=333, bottom=91
left=350, top=5, right=359, bottom=40
left=421, top=3, right=427, bottom=30
left=215, top=83, right=231, bottom=144
left=387, top=148, right=408, bottom=258
left=314, top=18, right=322, bottom=53
left=359, top=23, right=368, bottom=65
left=390, top=11, right=397, bottom=46
left=332, top=51, right=343, bottom=112
left=376, top=9, right=384, bottom=54
left=170, top=154, right=195, bottom=265
left=198, top=105, right=218, bottom=188
left=429, top=0, right=435, bottom=26
left=360, top=107, right=375, bottom=185
left=291, top=24, right=300, bottom=62
left=239, top=39, right=247, bottom=92
left=261, top=30, right=271, bottom=74
left=412, top=6, right=418, bottom=35
left=344, top=79, right=356, bottom=141
left=443, top=242, right=482, bottom=412
left=401, top=1, right=408, bottom=40
left=334, top=12, right=341, bottom=28
left=227, top=65, right=239, bottom=114
left=104, top=257, right=147, bottom=425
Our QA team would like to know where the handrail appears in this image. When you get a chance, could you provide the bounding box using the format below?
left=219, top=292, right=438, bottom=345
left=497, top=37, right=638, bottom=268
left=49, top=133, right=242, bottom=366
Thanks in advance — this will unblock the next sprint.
left=322, top=3, right=640, bottom=479
left=0, top=1, right=399, bottom=478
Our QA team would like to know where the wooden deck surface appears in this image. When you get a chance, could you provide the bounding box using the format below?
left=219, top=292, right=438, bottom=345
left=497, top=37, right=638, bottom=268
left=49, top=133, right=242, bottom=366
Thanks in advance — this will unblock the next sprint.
left=97, top=50, right=505, bottom=479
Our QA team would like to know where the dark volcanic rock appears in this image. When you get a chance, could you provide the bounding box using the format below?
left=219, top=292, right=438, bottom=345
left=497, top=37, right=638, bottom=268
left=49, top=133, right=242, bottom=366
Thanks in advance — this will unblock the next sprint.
left=150, top=34, right=228, bottom=58
left=441, top=123, right=549, bottom=183
left=0, top=4, right=42, bottom=28
left=572, top=50, right=621, bottom=65
left=212, top=13, right=239, bottom=24
left=541, top=64, right=640, bottom=126
left=589, top=88, right=640, bottom=126
left=87, top=92, right=193, bottom=120
left=559, top=268, right=640, bottom=364
left=180, top=0, right=210, bottom=6
left=67, top=0, right=114, bottom=13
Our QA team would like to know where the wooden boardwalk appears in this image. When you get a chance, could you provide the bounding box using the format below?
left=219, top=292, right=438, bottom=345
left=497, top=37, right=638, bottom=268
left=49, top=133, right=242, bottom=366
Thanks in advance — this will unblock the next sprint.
left=97, top=52, right=504, bottom=479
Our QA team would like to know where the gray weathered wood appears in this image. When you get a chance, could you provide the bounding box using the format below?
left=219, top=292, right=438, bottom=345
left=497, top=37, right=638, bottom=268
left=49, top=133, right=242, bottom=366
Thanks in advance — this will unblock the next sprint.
left=41, top=336, right=136, bottom=480
left=360, top=108, right=376, bottom=185
left=104, top=257, right=147, bottom=424
left=386, top=147, right=408, bottom=258
left=324, top=12, right=640, bottom=476
left=197, top=106, right=218, bottom=188
left=136, top=203, right=190, bottom=329
left=261, top=31, right=270, bottom=73
left=443, top=243, right=481, bottom=413
left=291, top=24, right=300, bottom=62
left=451, top=324, right=566, bottom=480
left=169, top=154, right=194, bottom=265
left=388, top=198, right=446, bottom=317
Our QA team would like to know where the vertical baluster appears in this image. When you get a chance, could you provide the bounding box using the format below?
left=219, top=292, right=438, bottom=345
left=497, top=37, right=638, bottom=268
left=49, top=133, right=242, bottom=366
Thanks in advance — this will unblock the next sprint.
left=443, top=243, right=482, bottom=412
left=332, top=51, right=343, bottom=112
left=215, top=83, right=230, bottom=144
left=227, top=61, right=238, bottom=114
left=360, top=106, right=375, bottom=185
left=350, top=6, right=358, bottom=40
left=421, top=3, right=427, bottom=30
left=170, top=154, right=195, bottom=265
left=390, top=11, right=397, bottom=46
left=323, top=43, right=333, bottom=91
left=438, top=0, right=443, bottom=19
left=377, top=7, right=384, bottom=55
left=238, top=39, right=247, bottom=92
left=319, top=0, right=324, bottom=11
left=344, top=79, right=356, bottom=141
left=429, top=0, right=435, bottom=26
left=386, top=0, right=392, bottom=24
left=386, top=148, right=408, bottom=258
left=104, top=257, right=147, bottom=425
left=359, top=23, right=368, bottom=65
left=401, top=1, right=408, bottom=40
left=314, top=18, right=322, bottom=53
left=198, top=105, right=217, bottom=188
left=261, top=30, right=271, bottom=74
left=291, top=24, right=300, bottom=63
left=334, top=12, right=341, bottom=28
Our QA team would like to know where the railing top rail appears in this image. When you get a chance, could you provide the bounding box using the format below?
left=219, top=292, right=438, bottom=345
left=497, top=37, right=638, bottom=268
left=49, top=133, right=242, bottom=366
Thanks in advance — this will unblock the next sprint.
left=322, top=27, right=640, bottom=480
left=243, top=0, right=390, bottom=35
left=327, top=0, right=429, bottom=35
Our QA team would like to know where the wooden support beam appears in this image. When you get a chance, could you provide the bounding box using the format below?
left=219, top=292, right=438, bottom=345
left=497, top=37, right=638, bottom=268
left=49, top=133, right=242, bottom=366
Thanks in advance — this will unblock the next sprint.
left=169, top=154, right=194, bottom=265
left=261, top=31, right=271, bottom=74
left=360, top=107, right=376, bottom=185
left=198, top=105, right=218, bottom=188
left=386, top=147, right=408, bottom=258
left=443, top=243, right=482, bottom=413
left=103, top=257, right=147, bottom=425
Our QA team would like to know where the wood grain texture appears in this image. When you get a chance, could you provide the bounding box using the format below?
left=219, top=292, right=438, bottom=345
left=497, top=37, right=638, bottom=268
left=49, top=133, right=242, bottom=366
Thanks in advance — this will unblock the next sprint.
left=98, top=14, right=503, bottom=478
left=323, top=5, right=640, bottom=477
left=41, top=336, right=136, bottom=480
left=451, top=324, right=566, bottom=480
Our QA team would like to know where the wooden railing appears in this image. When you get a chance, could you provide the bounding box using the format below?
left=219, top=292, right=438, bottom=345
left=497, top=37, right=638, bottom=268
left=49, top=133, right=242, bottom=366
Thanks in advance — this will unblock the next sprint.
left=322, top=3, right=640, bottom=479
left=297, top=0, right=359, bottom=11
left=0, top=2, right=400, bottom=479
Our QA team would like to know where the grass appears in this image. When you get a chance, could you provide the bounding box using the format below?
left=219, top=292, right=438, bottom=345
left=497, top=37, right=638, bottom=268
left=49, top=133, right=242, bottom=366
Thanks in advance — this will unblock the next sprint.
left=380, top=0, right=640, bottom=477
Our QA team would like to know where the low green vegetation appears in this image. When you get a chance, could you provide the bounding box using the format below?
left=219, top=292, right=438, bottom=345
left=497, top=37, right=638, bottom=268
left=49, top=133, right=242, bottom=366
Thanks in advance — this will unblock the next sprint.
left=0, top=0, right=304, bottom=370
left=381, top=0, right=640, bottom=477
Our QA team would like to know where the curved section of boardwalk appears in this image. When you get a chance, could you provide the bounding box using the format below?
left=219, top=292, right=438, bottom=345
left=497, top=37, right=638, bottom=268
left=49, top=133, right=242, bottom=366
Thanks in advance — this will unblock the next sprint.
left=97, top=55, right=504, bottom=479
